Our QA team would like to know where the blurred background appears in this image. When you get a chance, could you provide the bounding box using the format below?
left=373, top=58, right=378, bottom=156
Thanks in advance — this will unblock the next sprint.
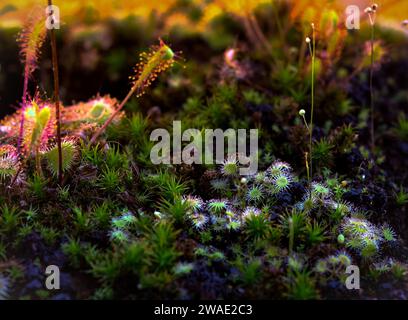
left=0, top=0, right=406, bottom=118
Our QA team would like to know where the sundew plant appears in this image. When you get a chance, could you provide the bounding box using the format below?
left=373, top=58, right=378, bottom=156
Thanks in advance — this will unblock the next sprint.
left=0, top=0, right=407, bottom=304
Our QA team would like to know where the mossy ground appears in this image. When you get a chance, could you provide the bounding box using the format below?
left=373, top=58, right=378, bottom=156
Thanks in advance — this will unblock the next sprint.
left=0, top=2, right=408, bottom=300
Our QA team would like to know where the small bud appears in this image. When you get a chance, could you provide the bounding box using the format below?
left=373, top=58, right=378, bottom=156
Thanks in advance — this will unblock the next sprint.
left=337, top=234, right=345, bottom=244
left=240, top=177, right=247, bottom=184
left=305, top=37, right=311, bottom=44
left=341, top=180, right=348, bottom=187
left=371, top=4, right=378, bottom=11
left=311, top=23, right=315, bottom=29
left=299, top=109, right=306, bottom=116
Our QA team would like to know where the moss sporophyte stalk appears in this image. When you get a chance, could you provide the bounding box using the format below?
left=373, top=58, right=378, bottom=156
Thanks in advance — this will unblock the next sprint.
left=89, top=39, right=177, bottom=144
left=364, top=4, right=378, bottom=153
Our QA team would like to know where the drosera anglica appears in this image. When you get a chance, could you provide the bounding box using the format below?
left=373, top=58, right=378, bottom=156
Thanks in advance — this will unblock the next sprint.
left=89, top=39, right=180, bottom=144
left=16, top=8, right=47, bottom=155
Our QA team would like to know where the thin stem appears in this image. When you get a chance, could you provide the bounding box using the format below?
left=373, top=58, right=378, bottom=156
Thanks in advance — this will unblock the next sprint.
left=301, top=114, right=309, bottom=131
left=48, top=0, right=63, bottom=184
left=35, top=145, right=43, bottom=176
left=288, top=217, right=294, bottom=255
left=369, top=20, right=375, bottom=152
left=305, top=152, right=310, bottom=191
left=17, top=71, right=30, bottom=155
left=17, top=108, right=26, bottom=156
left=271, top=0, right=284, bottom=43
left=89, top=86, right=136, bottom=145
left=248, top=13, right=272, bottom=53
left=298, top=30, right=306, bottom=68
left=309, top=25, right=315, bottom=197
left=242, top=14, right=263, bottom=51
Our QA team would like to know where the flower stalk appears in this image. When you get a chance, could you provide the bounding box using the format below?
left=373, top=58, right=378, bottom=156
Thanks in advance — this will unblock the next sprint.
left=48, top=0, right=63, bottom=184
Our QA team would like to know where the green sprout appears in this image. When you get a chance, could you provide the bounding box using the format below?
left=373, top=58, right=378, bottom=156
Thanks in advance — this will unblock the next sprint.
left=243, top=209, right=269, bottom=240
left=210, top=178, right=229, bottom=195
left=395, top=186, right=408, bottom=206
left=382, top=225, right=396, bottom=242
left=160, top=197, right=189, bottom=224
left=110, top=229, right=129, bottom=244
left=207, top=199, right=228, bottom=215
left=280, top=209, right=306, bottom=253
left=305, top=221, right=326, bottom=246
left=312, top=139, right=334, bottom=169
left=394, top=113, right=408, bottom=142
left=99, top=167, right=122, bottom=192
left=286, top=270, right=318, bottom=300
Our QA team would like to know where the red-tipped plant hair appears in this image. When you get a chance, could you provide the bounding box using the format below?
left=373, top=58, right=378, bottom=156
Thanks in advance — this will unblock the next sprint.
left=17, top=7, right=47, bottom=103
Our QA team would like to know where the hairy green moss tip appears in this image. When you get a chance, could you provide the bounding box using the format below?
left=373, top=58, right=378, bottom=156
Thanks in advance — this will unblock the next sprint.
left=381, top=225, right=397, bottom=242
left=109, top=229, right=130, bottom=244
left=210, top=178, right=229, bottom=194
left=111, top=211, right=137, bottom=229
left=207, top=199, right=228, bottom=215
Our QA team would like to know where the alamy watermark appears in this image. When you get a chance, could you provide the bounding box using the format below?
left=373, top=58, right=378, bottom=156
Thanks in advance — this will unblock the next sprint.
left=345, top=4, right=379, bottom=30
left=345, top=265, right=360, bottom=290
left=150, top=121, right=259, bottom=176
left=345, top=5, right=361, bottom=30
left=45, top=4, right=370, bottom=31
left=46, top=5, right=60, bottom=30
left=45, top=265, right=60, bottom=290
